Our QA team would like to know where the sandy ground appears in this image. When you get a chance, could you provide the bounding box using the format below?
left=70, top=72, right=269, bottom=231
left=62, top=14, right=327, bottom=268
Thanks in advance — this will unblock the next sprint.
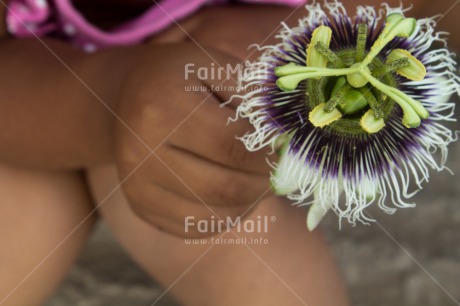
left=46, top=122, right=460, bottom=306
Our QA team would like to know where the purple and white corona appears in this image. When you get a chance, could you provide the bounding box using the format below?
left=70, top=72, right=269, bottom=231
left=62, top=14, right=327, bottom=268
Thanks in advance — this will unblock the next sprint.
left=232, top=1, right=459, bottom=230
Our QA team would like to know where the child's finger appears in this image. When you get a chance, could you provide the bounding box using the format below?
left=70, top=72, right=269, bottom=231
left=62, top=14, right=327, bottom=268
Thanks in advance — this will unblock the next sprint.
left=124, top=183, right=250, bottom=237
left=169, top=95, right=274, bottom=175
left=148, top=145, right=272, bottom=208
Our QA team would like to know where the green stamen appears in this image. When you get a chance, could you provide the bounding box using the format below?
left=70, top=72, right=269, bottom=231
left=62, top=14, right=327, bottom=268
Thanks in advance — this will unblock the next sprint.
left=355, top=23, right=368, bottom=63
left=314, top=42, right=346, bottom=68
left=325, top=78, right=351, bottom=112
left=373, top=57, right=410, bottom=78
left=358, top=86, right=384, bottom=119
left=387, top=57, right=411, bottom=71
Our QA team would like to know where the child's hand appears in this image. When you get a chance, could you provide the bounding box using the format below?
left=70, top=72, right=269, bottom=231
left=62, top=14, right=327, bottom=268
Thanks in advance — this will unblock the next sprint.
left=115, top=43, right=273, bottom=237
left=188, top=5, right=302, bottom=61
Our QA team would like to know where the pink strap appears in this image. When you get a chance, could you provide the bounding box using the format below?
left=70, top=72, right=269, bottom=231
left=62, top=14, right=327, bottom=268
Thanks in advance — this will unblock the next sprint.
left=7, top=0, right=306, bottom=51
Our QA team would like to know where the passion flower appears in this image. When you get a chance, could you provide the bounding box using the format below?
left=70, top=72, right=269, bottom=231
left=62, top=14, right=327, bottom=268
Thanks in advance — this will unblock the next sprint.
left=233, top=1, right=459, bottom=230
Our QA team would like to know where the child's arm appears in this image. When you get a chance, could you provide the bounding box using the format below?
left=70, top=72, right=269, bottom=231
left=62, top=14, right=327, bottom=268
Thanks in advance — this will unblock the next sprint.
left=0, top=32, right=271, bottom=237
left=0, top=38, right=133, bottom=168
left=0, top=1, right=126, bottom=167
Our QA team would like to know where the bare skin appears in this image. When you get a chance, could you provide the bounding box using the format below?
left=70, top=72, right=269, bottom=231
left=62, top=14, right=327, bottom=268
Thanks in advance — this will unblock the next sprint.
left=0, top=0, right=458, bottom=305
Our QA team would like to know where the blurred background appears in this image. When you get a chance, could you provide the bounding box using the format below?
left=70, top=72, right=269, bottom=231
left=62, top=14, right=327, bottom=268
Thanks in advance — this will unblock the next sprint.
left=45, top=119, right=460, bottom=306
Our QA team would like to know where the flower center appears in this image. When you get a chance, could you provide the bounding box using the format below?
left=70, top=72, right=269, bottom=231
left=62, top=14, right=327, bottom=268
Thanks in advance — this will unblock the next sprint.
left=274, top=13, right=429, bottom=134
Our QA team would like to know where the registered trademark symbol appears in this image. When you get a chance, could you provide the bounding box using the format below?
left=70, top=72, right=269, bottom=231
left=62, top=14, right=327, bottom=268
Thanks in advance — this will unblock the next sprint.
left=270, top=216, right=277, bottom=222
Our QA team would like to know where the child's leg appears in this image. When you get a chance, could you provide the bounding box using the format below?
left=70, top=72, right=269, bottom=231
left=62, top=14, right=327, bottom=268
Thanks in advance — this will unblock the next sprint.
left=88, top=165, right=349, bottom=306
left=0, top=163, right=96, bottom=306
